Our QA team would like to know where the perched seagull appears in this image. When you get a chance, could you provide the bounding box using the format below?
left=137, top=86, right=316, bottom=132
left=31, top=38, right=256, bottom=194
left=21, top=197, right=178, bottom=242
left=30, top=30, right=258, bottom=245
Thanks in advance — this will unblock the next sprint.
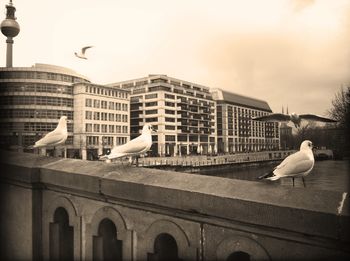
left=258, top=140, right=315, bottom=187
left=99, top=124, right=156, bottom=165
left=30, top=116, right=68, bottom=149
left=74, top=46, right=94, bottom=59
left=253, top=112, right=337, bottom=128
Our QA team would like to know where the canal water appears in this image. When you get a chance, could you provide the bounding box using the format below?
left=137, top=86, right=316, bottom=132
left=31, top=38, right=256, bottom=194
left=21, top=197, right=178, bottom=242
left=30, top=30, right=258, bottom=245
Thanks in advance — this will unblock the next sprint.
left=198, top=160, right=349, bottom=192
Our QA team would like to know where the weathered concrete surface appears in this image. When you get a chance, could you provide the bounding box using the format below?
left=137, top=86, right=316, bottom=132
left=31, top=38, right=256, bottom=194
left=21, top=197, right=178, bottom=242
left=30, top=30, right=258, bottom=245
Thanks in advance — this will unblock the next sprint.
left=1, top=150, right=349, bottom=260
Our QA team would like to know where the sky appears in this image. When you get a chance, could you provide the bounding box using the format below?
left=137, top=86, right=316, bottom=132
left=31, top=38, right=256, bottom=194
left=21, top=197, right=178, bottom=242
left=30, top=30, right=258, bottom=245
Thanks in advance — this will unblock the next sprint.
left=1, top=0, right=349, bottom=116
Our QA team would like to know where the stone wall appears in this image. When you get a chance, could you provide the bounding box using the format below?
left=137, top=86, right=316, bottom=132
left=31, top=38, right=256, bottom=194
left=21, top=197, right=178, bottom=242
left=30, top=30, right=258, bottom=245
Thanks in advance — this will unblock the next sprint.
left=1, top=151, right=349, bottom=260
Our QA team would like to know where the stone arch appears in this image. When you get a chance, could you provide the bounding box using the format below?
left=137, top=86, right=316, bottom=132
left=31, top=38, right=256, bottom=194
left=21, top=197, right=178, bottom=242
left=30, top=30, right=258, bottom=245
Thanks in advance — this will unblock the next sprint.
left=42, top=196, right=81, bottom=260
left=216, top=235, right=270, bottom=261
left=85, top=206, right=133, bottom=260
left=140, top=219, right=195, bottom=260
left=47, top=196, right=80, bottom=225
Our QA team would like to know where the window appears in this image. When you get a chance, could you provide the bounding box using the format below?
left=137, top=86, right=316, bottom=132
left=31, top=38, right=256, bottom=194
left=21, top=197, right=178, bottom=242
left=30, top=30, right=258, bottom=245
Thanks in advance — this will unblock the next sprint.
left=145, top=93, right=157, bottom=99
left=165, top=94, right=175, bottom=99
left=93, top=124, right=100, bottom=132
left=93, top=112, right=100, bottom=120
left=85, top=111, right=92, bottom=120
left=93, top=99, right=100, bottom=108
left=85, top=98, right=92, bottom=107
left=86, top=123, right=92, bottom=132
left=146, top=109, right=158, bottom=115
left=145, top=101, right=158, bottom=107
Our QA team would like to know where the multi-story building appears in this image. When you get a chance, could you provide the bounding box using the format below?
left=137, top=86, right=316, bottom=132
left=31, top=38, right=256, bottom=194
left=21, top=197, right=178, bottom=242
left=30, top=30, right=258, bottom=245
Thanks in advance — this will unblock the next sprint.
left=73, top=82, right=130, bottom=160
left=0, top=63, right=89, bottom=157
left=211, top=88, right=279, bottom=153
left=108, top=74, right=217, bottom=156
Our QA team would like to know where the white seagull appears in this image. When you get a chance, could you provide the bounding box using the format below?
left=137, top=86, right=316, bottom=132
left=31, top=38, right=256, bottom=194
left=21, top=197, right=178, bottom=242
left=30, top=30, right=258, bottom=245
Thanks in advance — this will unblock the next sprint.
left=31, top=116, right=69, bottom=149
left=258, top=140, right=315, bottom=187
left=74, top=46, right=94, bottom=59
left=252, top=112, right=337, bottom=128
left=99, top=124, right=156, bottom=165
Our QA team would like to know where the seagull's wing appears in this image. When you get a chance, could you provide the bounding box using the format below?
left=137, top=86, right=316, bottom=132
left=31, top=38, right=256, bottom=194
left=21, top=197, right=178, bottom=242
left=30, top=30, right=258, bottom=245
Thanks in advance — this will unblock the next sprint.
left=34, top=130, right=64, bottom=147
left=253, top=113, right=291, bottom=122
left=299, top=114, right=337, bottom=123
left=274, top=151, right=313, bottom=177
left=81, top=46, right=93, bottom=54
left=111, top=135, right=150, bottom=155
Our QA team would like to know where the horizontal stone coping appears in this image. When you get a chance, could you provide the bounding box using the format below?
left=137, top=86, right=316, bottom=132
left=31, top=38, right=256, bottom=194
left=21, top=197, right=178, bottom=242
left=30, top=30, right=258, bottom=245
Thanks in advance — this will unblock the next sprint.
left=1, top=150, right=349, bottom=242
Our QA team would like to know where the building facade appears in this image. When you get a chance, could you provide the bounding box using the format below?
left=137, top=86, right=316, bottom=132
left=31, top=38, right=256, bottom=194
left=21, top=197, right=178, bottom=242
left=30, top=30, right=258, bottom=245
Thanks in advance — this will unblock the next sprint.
left=108, top=75, right=217, bottom=156
left=211, top=88, right=280, bottom=153
left=73, top=82, right=130, bottom=160
left=0, top=63, right=89, bottom=156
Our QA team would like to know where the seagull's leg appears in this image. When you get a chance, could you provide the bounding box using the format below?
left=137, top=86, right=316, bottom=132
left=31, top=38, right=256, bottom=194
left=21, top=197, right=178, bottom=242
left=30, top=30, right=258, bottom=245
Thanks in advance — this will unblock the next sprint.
left=302, top=177, right=306, bottom=188
left=136, top=156, right=139, bottom=167
left=292, top=177, right=295, bottom=187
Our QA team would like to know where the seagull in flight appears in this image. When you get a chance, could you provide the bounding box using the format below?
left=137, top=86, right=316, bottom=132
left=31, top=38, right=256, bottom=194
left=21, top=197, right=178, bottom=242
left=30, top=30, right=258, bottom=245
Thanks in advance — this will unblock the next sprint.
left=258, top=140, right=315, bottom=187
left=30, top=116, right=68, bottom=149
left=74, top=46, right=94, bottom=59
left=99, top=124, right=156, bottom=165
left=252, top=112, right=337, bottom=128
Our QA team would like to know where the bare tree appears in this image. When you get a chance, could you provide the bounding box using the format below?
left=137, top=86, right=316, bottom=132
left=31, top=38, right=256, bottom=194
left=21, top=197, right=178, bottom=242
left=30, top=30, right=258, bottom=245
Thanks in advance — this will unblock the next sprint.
left=327, top=86, right=350, bottom=158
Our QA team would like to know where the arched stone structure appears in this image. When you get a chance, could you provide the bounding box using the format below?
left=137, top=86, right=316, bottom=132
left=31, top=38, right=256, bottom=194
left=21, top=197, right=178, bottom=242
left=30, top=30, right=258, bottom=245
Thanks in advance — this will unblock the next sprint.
left=42, top=195, right=81, bottom=260
left=85, top=206, right=133, bottom=260
left=138, top=219, right=197, bottom=260
left=216, top=235, right=270, bottom=261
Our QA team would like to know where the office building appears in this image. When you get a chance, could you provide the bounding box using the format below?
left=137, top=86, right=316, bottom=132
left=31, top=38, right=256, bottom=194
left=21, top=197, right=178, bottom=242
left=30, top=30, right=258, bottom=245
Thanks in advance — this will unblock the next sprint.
left=108, top=74, right=217, bottom=156
left=73, top=82, right=130, bottom=160
left=211, top=88, right=280, bottom=152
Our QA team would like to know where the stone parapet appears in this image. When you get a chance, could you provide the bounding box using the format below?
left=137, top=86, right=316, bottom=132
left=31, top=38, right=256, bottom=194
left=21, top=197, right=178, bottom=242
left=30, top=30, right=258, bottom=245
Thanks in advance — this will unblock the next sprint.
left=1, top=150, right=349, bottom=260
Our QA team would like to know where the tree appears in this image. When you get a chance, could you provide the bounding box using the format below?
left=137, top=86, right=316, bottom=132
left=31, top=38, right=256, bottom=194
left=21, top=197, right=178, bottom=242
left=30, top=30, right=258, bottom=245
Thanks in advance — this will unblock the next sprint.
left=327, top=86, right=350, bottom=158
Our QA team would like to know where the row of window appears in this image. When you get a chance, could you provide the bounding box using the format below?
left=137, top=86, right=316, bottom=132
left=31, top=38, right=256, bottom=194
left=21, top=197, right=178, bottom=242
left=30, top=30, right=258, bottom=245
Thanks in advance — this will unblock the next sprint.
left=0, top=122, right=73, bottom=133
left=0, top=96, right=73, bottom=107
left=84, top=85, right=128, bottom=99
left=85, top=99, right=128, bottom=111
left=85, top=124, right=128, bottom=134
left=0, top=71, right=87, bottom=83
left=85, top=111, right=128, bottom=122
left=0, top=109, right=73, bottom=120
left=0, top=83, right=73, bottom=95
left=86, top=136, right=128, bottom=146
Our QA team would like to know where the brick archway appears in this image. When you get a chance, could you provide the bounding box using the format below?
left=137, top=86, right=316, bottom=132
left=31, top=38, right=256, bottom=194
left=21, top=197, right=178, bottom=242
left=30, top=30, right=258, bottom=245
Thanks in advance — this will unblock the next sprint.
left=216, top=235, right=270, bottom=260
left=85, top=206, right=133, bottom=260
left=43, top=196, right=81, bottom=260
left=139, top=219, right=197, bottom=260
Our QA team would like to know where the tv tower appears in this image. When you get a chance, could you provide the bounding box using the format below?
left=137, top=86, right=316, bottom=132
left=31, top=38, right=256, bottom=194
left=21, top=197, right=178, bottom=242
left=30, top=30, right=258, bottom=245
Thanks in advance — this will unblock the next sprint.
left=1, top=0, right=20, bottom=67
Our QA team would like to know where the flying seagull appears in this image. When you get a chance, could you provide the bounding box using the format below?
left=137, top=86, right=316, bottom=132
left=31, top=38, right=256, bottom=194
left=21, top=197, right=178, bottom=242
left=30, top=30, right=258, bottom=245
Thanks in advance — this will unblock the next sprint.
left=258, top=140, right=315, bottom=187
left=99, top=124, right=156, bottom=165
left=30, top=116, right=68, bottom=149
left=74, top=46, right=94, bottom=59
left=252, top=112, right=337, bottom=128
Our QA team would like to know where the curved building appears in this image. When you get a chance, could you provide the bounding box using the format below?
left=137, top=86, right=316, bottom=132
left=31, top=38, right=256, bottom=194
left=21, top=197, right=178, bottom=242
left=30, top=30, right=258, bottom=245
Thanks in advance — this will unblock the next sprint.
left=0, top=63, right=90, bottom=156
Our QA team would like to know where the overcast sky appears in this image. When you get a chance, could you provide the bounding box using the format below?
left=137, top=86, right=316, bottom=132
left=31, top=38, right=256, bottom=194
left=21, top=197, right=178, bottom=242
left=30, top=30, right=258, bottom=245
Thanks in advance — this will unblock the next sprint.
left=1, top=0, right=349, bottom=115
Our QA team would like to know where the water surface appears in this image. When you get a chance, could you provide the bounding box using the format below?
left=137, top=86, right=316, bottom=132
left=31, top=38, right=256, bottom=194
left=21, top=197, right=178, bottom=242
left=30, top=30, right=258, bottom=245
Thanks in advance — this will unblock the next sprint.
left=199, top=160, right=349, bottom=192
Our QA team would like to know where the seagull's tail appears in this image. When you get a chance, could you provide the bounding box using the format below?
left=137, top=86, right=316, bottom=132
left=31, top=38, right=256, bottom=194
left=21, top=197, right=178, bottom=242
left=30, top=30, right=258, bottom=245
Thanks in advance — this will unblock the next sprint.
left=26, top=145, right=34, bottom=149
left=98, top=154, right=108, bottom=161
left=257, top=171, right=274, bottom=180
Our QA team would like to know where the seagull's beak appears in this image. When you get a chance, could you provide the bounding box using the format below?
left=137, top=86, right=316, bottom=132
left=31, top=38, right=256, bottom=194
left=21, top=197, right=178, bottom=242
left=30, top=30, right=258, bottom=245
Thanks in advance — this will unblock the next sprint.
left=151, top=127, right=157, bottom=133
left=67, top=119, right=72, bottom=123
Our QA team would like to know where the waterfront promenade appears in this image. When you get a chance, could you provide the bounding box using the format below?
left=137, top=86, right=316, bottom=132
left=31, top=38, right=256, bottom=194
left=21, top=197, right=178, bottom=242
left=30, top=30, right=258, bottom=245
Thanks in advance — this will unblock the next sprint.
left=138, top=150, right=295, bottom=169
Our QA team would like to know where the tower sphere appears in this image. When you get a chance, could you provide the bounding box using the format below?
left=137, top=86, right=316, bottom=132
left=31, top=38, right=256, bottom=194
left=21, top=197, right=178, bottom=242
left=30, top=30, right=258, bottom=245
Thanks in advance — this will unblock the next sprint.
left=1, top=18, right=20, bottom=37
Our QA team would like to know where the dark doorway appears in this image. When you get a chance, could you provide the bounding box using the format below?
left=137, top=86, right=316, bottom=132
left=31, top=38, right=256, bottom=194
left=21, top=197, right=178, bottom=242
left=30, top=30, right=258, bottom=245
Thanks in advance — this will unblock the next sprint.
left=49, top=207, right=74, bottom=261
left=227, top=251, right=251, bottom=261
left=148, top=233, right=181, bottom=261
left=93, top=218, right=122, bottom=261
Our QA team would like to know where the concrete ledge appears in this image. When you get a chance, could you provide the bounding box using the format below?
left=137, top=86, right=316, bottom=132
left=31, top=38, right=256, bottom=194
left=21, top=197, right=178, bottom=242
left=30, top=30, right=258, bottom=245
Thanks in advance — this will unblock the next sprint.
left=1, top=151, right=349, bottom=243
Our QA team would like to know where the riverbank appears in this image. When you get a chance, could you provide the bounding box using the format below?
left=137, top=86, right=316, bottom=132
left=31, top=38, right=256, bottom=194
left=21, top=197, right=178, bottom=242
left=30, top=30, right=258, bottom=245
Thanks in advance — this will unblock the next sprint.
left=138, top=150, right=295, bottom=173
